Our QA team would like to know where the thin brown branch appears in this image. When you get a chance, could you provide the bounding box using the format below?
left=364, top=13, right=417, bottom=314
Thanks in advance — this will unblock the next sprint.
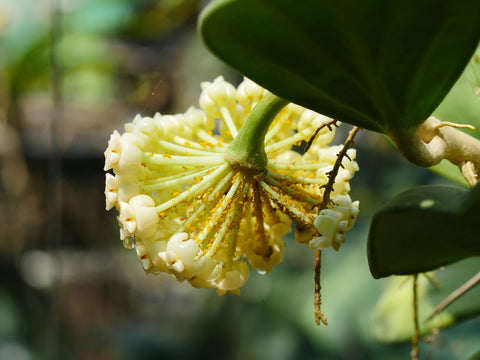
left=311, top=126, right=361, bottom=326
left=314, top=250, right=328, bottom=325
left=426, top=271, right=480, bottom=322
left=423, top=271, right=442, bottom=291
left=305, top=119, right=339, bottom=152
left=319, top=126, right=361, bottom=209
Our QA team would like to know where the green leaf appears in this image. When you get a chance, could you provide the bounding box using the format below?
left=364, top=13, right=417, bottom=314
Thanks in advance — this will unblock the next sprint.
left=368, top=184, right=480, bottom=278
left=374, top=258, right=480, bottom=343
left=466, top=46, right=480, bottom=100
left=470, top=349, right=480, bottom=360
left=199, top=0, right=480, bottom=133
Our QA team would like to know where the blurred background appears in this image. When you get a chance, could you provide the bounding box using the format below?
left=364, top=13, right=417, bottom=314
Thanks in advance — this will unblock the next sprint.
left=0, top=0, right=479, bottom=359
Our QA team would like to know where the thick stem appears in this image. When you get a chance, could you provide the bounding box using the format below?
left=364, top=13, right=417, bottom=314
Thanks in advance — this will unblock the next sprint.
left=390, top=117, right=480, bottom=186
left=226, top=93, right=289, bottom=173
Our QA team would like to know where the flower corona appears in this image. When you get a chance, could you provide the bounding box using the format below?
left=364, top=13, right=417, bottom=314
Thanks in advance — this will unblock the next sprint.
left=104, top=76, right=359, bottom=295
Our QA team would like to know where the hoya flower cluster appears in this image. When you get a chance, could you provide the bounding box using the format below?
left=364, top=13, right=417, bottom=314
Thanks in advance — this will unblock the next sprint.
left=104, top=76, right=359, bottom=295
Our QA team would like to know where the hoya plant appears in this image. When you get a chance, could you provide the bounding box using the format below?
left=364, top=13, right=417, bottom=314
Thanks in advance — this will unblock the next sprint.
left=104, top=0, right=480, bottom=358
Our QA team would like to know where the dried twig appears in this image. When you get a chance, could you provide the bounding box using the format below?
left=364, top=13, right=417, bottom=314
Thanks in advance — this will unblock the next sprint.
left=305, top=119, right=339, bottom=152
left=319, top=126, right=361, bottom=209
left=312, top=125, right=361, bottom=325
left=426, top=271, right=480, bottom=322
left=423, top=271, right=442, bottom=291
left=314, top=250, right=328, bottom=325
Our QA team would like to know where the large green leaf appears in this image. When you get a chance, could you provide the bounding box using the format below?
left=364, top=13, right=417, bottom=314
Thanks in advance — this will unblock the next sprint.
left=373, top=258, right=480, bottom=343
left=199, top=0, right=480, bottom=133
left=368, top=184, right=480, bottom=278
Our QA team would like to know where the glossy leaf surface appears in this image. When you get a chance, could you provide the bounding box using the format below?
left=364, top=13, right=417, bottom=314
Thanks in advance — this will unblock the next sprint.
left=199, top=0, right=480, bottom=133
left=368, top=184, right=480, bottom=278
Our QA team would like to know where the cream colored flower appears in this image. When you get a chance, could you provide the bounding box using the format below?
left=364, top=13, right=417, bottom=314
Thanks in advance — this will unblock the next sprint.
left=104, top=173, right=118, bottom=210
left=104, top=76, right=359, bottom=294
left=310, top=195, right=359, bottom=251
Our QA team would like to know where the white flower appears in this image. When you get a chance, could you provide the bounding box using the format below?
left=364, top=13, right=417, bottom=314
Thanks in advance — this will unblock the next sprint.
left=158, top=233, right=222, bottom=285
left=105, top=173, right=118, bottom=210
left=137, top=239, right=168, bottom=272
left=104, top=130, right=122, bottom=171
left=310, top=195, right=359, bottom=251
left=162, top=233, right=201, bottom=276
left=331, top=195, right=360, bottom=230
left=118, top=201, right=136, bottom=234
left=104, top=76, right=360, bottom=294
left=311, top=209, right=347, bottom=250
left=214, top=259, right=249, bottom=296
left=332, top=168, right=352, bottom=196
left=244, top=236, right=285, bottom=273
left=136, top=243, right=153, bottom=271
left=118, top=195, right=158, bottom=238
left=298, top=110, right=336, bottom=146
left=116, top=176, right=141, bottom=205
left=104, top=131, right=143, bottom=177
left=200, top=76, right=237, bottom=117
left=125, top=114, right=157, bottom=135
left=237, top=77, right=268, bottom=110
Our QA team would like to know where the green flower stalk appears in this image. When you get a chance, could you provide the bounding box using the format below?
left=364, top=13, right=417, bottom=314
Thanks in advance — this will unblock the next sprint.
left=104, top=76, right=359, bottom=295
left=226, top=92, right=289, bottom=173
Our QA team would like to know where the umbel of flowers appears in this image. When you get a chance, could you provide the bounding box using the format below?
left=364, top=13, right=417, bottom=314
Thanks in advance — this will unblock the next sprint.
left=104, top=76, right=359, bottom=296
